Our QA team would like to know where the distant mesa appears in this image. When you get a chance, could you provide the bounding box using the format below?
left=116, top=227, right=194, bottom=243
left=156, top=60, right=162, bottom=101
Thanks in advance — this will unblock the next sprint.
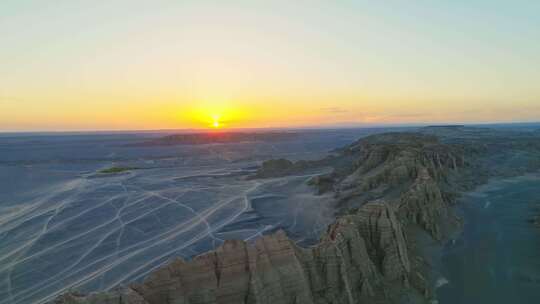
left=130, top=131, right=297, bottom=146
left=425, top=125, right=465, bottom=128
left=250, top=157, right=333, bottom=180
left=98, top=166, right=137, bottom=174
left=251, top=158, right=305, bottom=179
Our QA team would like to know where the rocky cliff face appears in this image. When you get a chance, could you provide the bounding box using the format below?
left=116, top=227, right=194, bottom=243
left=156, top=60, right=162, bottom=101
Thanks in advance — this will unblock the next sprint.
left=398, top=168, right=448, bottom=240
left=319, top=133, right=468, bottom=241
left=53, top=202, right=412, bottom=304
left=53, top=288, right=147, bottom=304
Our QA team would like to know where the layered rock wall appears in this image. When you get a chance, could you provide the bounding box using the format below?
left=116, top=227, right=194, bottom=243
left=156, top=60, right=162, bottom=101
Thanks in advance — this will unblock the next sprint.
left=53, top=203, right=410, bottom=304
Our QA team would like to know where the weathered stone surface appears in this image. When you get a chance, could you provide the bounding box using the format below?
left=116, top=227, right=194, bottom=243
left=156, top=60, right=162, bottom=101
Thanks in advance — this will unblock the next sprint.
left=321, top=132, right=467, bottom=244
left=353, top=202, right=410, bottom=280
left=251, top=159, right=316, bottom=179
left=398, top=167, right=447, bottom=239
left=52, top=202, right=411, bottom=304
left=253, top=159, right=296, bottom=178
left=52, top=288, right=148, bottom=304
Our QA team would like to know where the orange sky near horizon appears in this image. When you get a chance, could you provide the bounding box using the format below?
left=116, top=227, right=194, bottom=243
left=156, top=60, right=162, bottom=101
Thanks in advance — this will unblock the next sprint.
left=1, top=1, right=539, bottom=132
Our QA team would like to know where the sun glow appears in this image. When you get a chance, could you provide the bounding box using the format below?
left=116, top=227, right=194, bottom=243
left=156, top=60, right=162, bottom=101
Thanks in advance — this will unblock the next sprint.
left=210, top=114, right=221, bottom=128
left=183, top=101, right=248, bottom=129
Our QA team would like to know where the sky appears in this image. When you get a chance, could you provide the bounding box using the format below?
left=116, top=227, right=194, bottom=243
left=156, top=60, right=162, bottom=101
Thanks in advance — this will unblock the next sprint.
left=1, top=0, right=539, bottom=131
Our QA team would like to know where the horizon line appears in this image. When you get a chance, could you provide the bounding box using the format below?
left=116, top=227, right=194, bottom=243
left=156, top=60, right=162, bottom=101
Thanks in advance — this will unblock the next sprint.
left=1, top=120, right=539, bottom=135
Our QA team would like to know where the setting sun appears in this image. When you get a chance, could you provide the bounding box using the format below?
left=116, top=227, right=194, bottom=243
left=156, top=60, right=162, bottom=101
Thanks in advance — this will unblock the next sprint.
left=182, top=102, right=248, bottom=129
left=211, top=114, right=222, bottom=128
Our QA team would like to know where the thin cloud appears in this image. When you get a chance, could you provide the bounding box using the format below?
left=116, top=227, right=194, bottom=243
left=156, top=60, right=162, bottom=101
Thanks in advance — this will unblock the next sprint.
left=320, top=107, right=348, bottom=114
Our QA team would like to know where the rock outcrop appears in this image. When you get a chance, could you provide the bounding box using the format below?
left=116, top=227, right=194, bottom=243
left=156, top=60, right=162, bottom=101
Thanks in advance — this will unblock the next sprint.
left=131, top=132, right=297, bottom=147
left=251, top=159, right=317, bottom=179
left=53, top=288, right=148, bottom=304
left=52, top=202, right=411, bottom=304
left=312, top=133, right=468, bottom=241
left=398, top=168, right=447, bottom=239
left=252, top=159, right=297, bottom=178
